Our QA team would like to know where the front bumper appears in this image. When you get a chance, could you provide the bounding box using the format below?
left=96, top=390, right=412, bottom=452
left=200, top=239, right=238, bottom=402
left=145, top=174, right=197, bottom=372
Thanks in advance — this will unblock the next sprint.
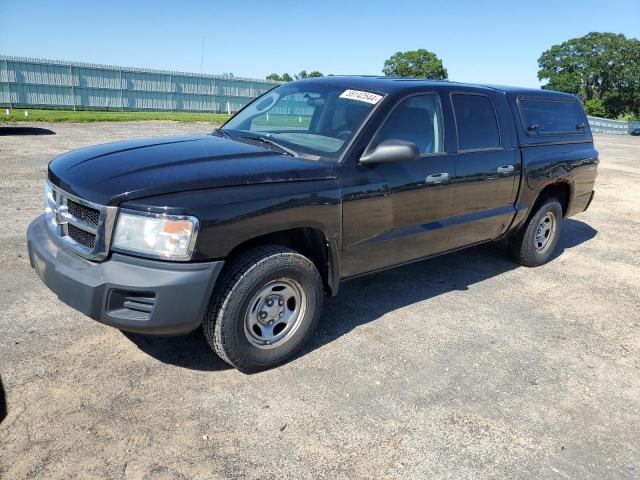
left=584, top=190, right=595, bottom=212
left=27, top=215, right=224, bottom=335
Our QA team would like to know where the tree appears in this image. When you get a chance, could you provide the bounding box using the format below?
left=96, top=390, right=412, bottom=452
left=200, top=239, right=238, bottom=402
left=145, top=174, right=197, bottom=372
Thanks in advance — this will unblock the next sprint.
left=265, top=72, right=315, bottom=82
left=584, top=99, right=607, bottom=117
left=382, top=49, right=447, bottom=80
left=538, top=32, right=640, bottom=118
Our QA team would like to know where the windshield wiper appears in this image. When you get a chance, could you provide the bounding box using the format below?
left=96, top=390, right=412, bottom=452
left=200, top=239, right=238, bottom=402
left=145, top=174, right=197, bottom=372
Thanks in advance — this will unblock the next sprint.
left=239, top=135, right=298, bottom=157
left=214, top=128, right=231, bottom=139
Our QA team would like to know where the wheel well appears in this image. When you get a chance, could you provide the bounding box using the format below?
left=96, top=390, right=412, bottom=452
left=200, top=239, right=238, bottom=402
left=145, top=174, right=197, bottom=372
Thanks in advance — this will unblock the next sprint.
left=225, top=228, right=333, bottom=295
left=537, top=182, right=570, bottom=216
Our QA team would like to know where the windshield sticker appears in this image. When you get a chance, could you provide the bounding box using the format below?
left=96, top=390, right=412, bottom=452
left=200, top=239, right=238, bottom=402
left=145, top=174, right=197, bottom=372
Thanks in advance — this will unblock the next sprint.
left=339, top=89, right=383, bottom=104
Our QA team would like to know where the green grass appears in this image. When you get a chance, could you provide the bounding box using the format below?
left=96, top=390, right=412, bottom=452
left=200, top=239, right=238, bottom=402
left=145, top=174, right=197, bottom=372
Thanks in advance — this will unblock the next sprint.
left=0, top=109, right=232, bottom=124
left=252, top=114, right=312, bottom=129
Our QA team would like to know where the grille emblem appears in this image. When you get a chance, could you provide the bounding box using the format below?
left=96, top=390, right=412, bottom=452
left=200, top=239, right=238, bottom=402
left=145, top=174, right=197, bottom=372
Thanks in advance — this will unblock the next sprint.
left=49, top=197, right=69, bottom=236
left=54, top=203, right=68, bottom=233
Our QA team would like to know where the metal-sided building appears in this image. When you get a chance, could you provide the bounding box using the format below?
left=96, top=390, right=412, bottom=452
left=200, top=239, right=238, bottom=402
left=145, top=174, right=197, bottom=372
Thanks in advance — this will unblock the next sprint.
left=0, top=55, right=279, bottom=113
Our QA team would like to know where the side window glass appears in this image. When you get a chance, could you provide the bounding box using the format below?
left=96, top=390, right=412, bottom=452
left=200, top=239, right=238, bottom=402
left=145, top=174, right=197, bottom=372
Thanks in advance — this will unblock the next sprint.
left=518, top=99, right=585, bottom=135
left=452, top=94, right=500, bottom=150
left=377, top=94, right=444, bottom=155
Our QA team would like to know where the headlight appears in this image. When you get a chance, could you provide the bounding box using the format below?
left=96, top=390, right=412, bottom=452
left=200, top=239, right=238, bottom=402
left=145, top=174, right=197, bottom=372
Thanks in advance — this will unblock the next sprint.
left=112, top=210, right=199, bottom=261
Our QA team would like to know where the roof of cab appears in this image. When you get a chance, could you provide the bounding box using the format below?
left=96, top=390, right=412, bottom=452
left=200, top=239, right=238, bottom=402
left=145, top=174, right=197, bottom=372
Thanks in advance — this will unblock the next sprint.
left=296, top=75, right=579, bottom=101
left=295, top=75, right=479, bottom=94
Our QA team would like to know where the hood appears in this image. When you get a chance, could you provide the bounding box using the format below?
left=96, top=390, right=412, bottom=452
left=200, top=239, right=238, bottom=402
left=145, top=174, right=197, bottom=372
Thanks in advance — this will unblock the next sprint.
left=48, top=134, right=336, bottom=205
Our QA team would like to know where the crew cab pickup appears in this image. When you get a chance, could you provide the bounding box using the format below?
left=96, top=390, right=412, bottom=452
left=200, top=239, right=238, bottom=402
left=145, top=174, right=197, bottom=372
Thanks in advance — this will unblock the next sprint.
left=27, top=77, right=598, bottom=371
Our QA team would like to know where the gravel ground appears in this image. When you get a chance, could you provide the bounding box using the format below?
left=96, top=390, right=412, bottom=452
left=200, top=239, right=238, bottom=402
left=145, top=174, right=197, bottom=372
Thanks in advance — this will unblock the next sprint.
left=0, top=122, right=639, bottom=479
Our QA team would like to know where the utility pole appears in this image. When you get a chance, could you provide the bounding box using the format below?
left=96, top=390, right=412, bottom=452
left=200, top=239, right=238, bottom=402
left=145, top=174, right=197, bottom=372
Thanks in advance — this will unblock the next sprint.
left=4, top=58, right=11, bottom=110
left=200, top=36, right=205, bottom=74
left=69, top=65, right=76, bottom=111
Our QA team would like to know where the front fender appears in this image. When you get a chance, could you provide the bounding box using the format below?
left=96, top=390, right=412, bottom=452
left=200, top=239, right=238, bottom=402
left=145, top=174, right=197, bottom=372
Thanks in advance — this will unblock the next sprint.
left=121, top=180, right=342, bottom=261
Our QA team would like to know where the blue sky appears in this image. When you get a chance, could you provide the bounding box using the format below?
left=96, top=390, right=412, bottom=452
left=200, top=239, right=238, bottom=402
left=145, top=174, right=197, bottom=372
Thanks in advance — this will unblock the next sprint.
left=1, top=0, right=638, bottom=87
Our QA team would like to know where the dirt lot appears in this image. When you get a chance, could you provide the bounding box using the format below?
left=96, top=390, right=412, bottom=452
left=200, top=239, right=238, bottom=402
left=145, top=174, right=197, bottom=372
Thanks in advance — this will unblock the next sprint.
left=0, top=122, right=639, bottom=479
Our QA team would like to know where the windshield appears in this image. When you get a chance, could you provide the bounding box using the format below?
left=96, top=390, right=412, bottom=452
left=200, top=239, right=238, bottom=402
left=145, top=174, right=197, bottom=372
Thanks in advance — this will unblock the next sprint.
left=221, top=83, right=383, bottom=160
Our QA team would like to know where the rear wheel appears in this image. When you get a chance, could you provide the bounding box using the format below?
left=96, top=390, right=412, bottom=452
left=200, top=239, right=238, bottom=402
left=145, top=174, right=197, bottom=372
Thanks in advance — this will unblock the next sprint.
left=508, top=198, right=563, bottom=267
left=203, top=245, right=323, bottom=372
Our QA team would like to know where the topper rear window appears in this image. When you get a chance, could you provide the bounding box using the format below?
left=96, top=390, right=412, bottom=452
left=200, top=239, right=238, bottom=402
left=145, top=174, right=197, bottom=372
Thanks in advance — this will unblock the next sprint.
left=518, top=98, right=587, bottom=136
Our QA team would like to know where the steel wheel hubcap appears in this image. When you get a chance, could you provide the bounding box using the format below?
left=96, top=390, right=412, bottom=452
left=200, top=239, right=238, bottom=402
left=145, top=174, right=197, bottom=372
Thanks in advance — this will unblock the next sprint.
left=535, top=211, right=556, bottom=253
left=244, top=278, right=306, bottom=349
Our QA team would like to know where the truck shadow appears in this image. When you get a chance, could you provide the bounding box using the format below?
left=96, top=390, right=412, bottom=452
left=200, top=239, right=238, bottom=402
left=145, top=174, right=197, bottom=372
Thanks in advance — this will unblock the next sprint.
left=300, top=218, right=597, bottom=360
left=0, top=375, right=7, bottom=424
left=122, top=331, right=231, bottom=371
left=122, top=218, right=596, bottom=372
left=0, top=127, right=55, bottom=136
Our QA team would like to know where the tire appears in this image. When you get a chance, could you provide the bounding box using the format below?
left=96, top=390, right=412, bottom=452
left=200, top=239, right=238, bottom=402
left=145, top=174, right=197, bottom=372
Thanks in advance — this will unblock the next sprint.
left=203, top=245, right=324, bottom=372
left=508, top=198, right=563, bottom=267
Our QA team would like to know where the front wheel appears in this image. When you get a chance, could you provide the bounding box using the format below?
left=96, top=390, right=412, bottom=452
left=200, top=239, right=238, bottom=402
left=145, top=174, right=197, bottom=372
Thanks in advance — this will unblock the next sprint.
left=203, top=245, right=324, bottom=372
left=508, top=198, right=563, bottom=267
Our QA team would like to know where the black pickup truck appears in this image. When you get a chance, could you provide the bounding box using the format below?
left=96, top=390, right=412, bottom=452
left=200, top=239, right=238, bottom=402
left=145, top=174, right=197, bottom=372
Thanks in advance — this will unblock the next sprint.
left=27, top=77, right=598, bottom=371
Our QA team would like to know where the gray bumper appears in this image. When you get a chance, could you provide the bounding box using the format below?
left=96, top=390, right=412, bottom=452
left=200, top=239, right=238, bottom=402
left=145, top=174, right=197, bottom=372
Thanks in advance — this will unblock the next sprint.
left=27, top=215, right=224, bottom=335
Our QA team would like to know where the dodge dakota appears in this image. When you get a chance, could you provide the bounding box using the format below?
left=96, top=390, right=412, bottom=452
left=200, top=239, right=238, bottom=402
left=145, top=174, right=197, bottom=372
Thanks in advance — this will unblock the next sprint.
left=27, top=76, right=598, bottom=371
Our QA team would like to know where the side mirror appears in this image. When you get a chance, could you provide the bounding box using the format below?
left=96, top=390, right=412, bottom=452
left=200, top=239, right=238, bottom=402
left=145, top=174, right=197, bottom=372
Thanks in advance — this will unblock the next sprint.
left=360, top=139, right=420, bottom=165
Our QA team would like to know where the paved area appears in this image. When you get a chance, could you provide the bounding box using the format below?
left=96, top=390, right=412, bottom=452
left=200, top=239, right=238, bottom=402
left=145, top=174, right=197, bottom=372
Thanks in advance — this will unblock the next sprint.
left=0, top=122, right=638, bottom=479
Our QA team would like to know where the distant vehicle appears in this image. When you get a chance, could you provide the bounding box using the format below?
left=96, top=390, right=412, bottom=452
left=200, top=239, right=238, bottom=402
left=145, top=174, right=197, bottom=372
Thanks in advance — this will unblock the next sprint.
left=27, top=77, right=598, bottom=372
left=630, top=128, right=640, bottom=136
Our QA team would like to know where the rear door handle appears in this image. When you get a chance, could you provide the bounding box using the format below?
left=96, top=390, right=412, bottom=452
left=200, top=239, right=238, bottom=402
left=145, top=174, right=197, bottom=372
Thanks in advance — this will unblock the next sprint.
left=497, top=164, right=515, bottom=175
left=425, top=172, right=451, bottom=185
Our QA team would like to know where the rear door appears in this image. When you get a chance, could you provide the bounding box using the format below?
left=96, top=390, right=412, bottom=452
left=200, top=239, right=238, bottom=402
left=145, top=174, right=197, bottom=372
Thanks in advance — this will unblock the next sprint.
left=446, top=91, right=519, bottom=249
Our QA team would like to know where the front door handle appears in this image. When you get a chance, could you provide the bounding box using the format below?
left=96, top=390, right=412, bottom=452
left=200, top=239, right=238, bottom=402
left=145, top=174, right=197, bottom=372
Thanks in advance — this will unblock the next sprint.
left=497, top=164, right=515, bottom=175
left=425, top=172, right=451, bottom=185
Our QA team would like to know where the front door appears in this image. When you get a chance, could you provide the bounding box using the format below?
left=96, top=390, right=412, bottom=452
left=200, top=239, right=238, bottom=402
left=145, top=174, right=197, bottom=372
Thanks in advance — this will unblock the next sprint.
left=341, top=93, right=456, bottom=277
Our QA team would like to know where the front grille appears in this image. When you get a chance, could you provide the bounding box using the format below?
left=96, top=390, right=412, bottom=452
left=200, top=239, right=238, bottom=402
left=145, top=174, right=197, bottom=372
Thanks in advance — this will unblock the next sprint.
left=45, top=181, right=117, bottom=261
left=68, top=223, right=96, bottom=248
left=67, top=199, right=100, bottom=227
